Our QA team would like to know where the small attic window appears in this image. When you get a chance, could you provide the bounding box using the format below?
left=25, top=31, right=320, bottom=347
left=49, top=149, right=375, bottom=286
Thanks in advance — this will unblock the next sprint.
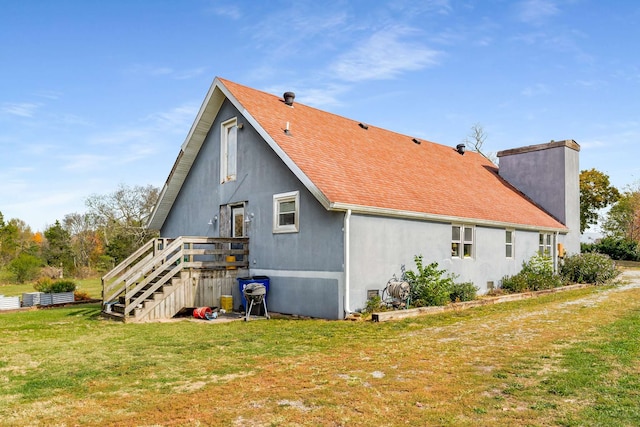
left=220, top=118, right=238, bottom=183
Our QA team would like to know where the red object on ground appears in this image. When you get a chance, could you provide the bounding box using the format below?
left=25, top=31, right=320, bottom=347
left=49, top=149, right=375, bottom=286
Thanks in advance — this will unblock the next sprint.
left=193, top=306, right=212, bottom=319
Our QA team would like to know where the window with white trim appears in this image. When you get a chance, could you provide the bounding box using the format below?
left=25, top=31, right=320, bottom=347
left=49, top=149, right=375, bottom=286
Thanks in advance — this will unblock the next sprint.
left=539, top=232, right=553, bottom=256
left=273, top=191, right=299, bottom=233
left=505, top=229, right=514, bottom=258
left=452, top=225, right=474, bottom=258
left=220, top=118, right=238, bottom=183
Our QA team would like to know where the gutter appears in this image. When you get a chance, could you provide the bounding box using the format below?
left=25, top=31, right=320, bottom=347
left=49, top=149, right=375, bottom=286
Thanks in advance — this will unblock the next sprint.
left=344, top=209, right=352, bottom=316
left=329, top=202, right=567, bottom=234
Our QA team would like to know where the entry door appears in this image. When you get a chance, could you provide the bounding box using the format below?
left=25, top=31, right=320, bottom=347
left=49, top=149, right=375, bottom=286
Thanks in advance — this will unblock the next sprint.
left=231, top=206, right=245, bottom=237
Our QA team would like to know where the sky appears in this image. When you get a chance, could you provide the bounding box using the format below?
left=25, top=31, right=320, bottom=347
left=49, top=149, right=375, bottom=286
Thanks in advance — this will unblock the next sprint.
left=1, top=0, right=639, bottom=232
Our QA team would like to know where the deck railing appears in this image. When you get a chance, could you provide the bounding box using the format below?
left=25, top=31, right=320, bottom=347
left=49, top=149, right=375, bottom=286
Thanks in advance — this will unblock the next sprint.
left=102, top=236, right=249, bottom=317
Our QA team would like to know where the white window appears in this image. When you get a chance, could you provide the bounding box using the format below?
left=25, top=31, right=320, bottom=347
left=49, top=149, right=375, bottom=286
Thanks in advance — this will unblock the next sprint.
left=221, top=118, right=238, bottom=183
left=539, top=232, right=553, bottom=256
left=505, top=229, right=514, bottom=258
left=273, top=191, right=299, bottom=233
left=452, top=225, right=474, bottom=258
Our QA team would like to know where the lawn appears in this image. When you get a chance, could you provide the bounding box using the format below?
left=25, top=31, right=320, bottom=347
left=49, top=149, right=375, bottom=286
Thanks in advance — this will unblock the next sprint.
left=1, top=272, right=639, bottom=426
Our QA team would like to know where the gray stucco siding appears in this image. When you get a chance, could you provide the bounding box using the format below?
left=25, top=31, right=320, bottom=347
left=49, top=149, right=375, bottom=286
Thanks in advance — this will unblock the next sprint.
left=347, top=213, right=558, bottom=313
left=248, top=272, right=342, bottom=319
left=161, top=100, right=345, bottom=318
left=499, top=148, right=567, bottom=223
left=498, top=143, right=580, bottom=255
left=162, top=99, right=344, bottom=272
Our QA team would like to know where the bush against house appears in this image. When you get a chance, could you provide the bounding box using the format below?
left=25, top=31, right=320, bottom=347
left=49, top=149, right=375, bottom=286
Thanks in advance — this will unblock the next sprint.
left=501, top=253, right=563, bottom=293
left=560, top=252, right=620, bottom=285
left=404, top=255, right=478, bottom=307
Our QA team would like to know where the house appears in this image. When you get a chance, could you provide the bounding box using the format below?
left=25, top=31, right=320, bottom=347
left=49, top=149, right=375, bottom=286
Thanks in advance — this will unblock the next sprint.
left=105, top=77, right=580, bottom=322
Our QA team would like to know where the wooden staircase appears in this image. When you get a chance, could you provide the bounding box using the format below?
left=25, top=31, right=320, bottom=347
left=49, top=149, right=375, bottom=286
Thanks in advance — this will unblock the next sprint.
left=101, top=237, right=248, bottom=323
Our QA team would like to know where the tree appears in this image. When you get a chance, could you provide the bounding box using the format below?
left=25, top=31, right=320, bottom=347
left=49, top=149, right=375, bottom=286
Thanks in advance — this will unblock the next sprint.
left=43, top=220, right=74, bottom=274
left=0, top=213, right=40, bottom=268
left=63, top=212, right=103, bottom=269
left=7, top=253, right=42, bottom=283
left=579, top=168, right=620, bottom=233
left=602, top=186, right=640, bottom=242
left=463, top=123, right=497, bottom=164
left=0, top=212, right=19, bottom=267
left=85, top=184, right=159, bottom=263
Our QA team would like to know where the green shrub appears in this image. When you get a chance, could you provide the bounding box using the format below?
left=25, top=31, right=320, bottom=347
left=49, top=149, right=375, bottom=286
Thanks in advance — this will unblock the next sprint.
left=500, top=273, right=530, bottom=294
left=560, top=252, right=620, bottom=285
left=404, top=255, right=455, bottom=307
left=449, top=281, right=479, bottom=302
left=501, top=253, right=562, bottom=293
left=34, top=278, right=76, bottom=293
left=362, top=295, right=386, bottom=314
left=588, top=237, right=640, bottom=261
left=7, top=253, right=42, bottom=283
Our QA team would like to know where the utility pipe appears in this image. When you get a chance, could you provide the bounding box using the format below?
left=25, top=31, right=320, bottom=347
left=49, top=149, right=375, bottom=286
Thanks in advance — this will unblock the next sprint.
left=344, top=209, right=352, bottom=316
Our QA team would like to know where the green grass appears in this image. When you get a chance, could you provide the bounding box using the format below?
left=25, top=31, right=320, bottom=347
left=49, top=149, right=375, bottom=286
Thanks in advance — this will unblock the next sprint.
left=1, top=280, right=640, bottom=426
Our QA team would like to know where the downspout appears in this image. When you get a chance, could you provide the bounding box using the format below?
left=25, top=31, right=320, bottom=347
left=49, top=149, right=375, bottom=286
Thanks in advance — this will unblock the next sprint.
left=344, top=209, right=352, bottom=316
left=554, top=231, right=559, bottom=273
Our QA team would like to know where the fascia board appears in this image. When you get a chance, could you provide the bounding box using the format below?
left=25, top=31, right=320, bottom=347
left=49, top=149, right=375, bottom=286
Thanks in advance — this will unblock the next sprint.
left=217, top=83, right=333, bottom=211
left=329, top=202, right=568, bottom=233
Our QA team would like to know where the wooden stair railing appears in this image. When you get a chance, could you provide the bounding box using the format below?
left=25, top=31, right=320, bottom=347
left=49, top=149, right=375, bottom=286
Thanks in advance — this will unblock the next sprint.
left=102, top=237, right=172, bottom=304
left=101, top=237, right=249, bottom=321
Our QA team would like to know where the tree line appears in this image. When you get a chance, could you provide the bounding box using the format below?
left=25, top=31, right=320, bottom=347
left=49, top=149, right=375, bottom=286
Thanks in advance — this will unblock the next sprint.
left=0, top=184, right=159, bottom=283
left=580, top=169, right=640, bottom=260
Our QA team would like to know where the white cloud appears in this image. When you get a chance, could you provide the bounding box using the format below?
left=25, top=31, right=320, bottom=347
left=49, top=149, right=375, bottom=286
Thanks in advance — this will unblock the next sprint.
left=88, top=103, right=198, bottom=148
left=331, top=27, right=441, bottom=82
left=578, top=139, right=607, bottom=149
left=61, top=154, right=111, bottom=172
left=521, top=83, right=551, bottom=96
left=143, top=104, right=199, bottom=129
left=297, top=84, right=349, bottom=108
left=1, top=102, right=41, bottom=117
left=124, top=65, right=205, bottom=80
left=125, top=64, right=174, bottom=76
left=389, top=0, right=452, bottom=17
left=174, top=67, right=207, bottom=80
left=34, top=90, right=62, bottom=100
left=516, top=0, right=559, bottom=25
left=209, top=5, right=242, bottom=20
left=89, top=129, right=153, bottom=146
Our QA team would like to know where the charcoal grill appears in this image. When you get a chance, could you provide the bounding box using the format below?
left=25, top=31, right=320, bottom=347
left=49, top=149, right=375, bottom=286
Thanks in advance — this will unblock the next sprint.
left=242, top=282, right=270, bottom=321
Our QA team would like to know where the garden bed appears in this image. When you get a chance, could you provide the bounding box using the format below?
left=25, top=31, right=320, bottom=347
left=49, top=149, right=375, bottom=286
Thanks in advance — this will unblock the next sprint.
left=372, top=283, right=591, bottom=322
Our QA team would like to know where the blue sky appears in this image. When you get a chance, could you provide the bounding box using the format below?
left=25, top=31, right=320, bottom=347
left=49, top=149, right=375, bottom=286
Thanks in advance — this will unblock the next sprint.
left=1, top=0, right=639, bottom=231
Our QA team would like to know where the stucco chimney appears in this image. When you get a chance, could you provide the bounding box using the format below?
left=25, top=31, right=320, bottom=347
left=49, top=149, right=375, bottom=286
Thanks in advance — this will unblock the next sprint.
left=497, top=140, right=581, bottom=254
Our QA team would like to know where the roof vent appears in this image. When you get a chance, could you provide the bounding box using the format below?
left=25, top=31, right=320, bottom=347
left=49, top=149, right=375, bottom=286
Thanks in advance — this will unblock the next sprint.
left=456, top=143, right=466, bottom=155
left=358, top=122, right=369, bottom=130
left=283, top=92, right=295, bottom=106
left=412, top=138, right=421, bottom=145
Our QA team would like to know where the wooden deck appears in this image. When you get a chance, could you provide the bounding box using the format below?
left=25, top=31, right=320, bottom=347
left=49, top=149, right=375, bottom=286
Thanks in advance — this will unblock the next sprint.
left=101, top=237, right=249, bottom=323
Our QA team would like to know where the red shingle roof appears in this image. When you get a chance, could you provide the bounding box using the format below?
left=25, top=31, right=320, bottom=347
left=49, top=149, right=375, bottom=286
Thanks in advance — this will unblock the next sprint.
left=219, top=78, right=565, bottom=230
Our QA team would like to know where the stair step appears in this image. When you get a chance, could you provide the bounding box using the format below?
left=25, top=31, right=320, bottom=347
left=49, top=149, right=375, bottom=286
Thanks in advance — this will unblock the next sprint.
left=111, top=303, right=125, bottom=314
left=101, top=311, right=125, bottom=321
